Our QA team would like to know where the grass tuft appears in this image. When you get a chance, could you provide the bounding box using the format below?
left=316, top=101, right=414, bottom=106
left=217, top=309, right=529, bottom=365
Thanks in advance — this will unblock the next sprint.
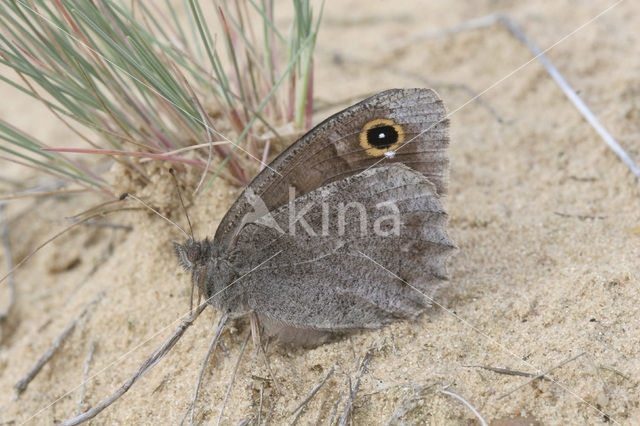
left=0, top=0, right=322, bottom=195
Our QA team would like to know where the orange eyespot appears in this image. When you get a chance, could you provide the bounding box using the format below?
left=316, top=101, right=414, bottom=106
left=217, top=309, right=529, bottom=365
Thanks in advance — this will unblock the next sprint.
left=359, top=118, right=405, bottom=157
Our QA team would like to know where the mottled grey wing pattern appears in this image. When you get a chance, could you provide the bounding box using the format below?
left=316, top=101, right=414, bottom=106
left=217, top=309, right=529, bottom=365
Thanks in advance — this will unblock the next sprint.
left=220, top=164, right=454, bottom=338
left=215, top=88, right=448, bottom=249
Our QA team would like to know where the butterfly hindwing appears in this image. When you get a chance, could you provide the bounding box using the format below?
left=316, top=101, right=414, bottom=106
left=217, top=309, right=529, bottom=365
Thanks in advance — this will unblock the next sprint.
left=218, top=164, right=454, bottom=343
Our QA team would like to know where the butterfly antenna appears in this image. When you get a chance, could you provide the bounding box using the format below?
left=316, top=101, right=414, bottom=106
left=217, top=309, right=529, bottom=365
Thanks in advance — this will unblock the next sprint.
left=122, top=193, right=190, bottom=239
left=169, top=168, right=194, bottom=239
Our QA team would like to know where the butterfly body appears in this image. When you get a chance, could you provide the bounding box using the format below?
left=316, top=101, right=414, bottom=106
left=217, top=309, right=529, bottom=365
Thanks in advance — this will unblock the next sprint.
left=175, top=89, right=455, bottom=345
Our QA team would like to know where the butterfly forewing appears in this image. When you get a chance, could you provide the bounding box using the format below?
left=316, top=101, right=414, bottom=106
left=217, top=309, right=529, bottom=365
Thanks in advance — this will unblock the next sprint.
left=215, top=88, right=448, bottom=249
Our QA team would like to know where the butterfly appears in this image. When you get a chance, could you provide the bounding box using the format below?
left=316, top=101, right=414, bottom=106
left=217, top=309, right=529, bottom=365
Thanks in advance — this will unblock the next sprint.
left=175, top=88, right=455, bottom=346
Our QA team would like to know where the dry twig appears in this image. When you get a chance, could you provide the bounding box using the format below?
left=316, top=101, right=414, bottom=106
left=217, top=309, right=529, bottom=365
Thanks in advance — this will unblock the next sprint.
left=339, top=348, right=374, bottom=426
left=14, top=320, right=77, bottom=397
left=60, top=302, right=207, bottom=426
left=14, top=293, right=103, bottom=397
left=464, top=364, right=553, bottom=380
left=76, top=341, right=97, bottom=416
left=498, top=351, right=587, bottom=399
left=290, top=367, right=334, bottom=424
left=394, top=12, right=640, bottom=178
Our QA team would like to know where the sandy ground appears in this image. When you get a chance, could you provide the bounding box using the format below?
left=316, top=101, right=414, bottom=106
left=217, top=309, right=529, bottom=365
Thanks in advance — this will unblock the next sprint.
left=1, top=1, right=639, bottom=424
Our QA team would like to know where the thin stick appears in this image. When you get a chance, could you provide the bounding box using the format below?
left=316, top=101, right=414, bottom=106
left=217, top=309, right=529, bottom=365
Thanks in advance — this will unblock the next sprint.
left=250, top=311, right=261, bottom=347
left=66, top=198, right=129, bottom=221
left=498, top=351, right=587, bottom=399
left=464, top=364, right=552, bottom=380
left=249, top=326, right=261, bottom=377
left=76, top=341, right=97, bottom=416
left=438, top=388, right=488, bottom=426
left=217, top=329, right=251, bottom=425
left=313, top=397, right=328, bottom=426
left=328, top=390, right=343, bottom=426
left=184, top=315, right=228, bottom=426
left=257, top=381, right=264, bottom=425
left=290, top=368, right=334, bottom=424
left=14, top=293, right=103, bottom=397
left=60, top=303, right=207, bottom=426
left=339, top=349, right=374, bottom=426
left=14, top=318, right=77, bottom=397
left=258, top=333, right=282, bottom=394
left=250, top=312, right=282, bottom=393
left=385, top=383, right=438, bottom=425
left=0, top=203, right=16, bottom=321
left=362, top=381, right=436, bottom=399
left=554, top=212, right=606, bottom=221
left=386, top=399, right=421, bottom=425
left=262, top=393, right=278, bottom=426
left=390, top=12, right=640, bottom=178
left=499, top=15, right=640, bottom=178
left=219, top=338, right=230, bottom=359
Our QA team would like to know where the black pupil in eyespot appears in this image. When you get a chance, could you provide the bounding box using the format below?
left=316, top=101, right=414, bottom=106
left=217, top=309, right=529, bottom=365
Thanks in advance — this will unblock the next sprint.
left=366, top=125, right=398, bottom=149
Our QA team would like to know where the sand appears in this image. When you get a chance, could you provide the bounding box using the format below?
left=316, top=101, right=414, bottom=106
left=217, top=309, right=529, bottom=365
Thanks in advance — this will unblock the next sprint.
left=1, top=1, right=639, bottom=424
